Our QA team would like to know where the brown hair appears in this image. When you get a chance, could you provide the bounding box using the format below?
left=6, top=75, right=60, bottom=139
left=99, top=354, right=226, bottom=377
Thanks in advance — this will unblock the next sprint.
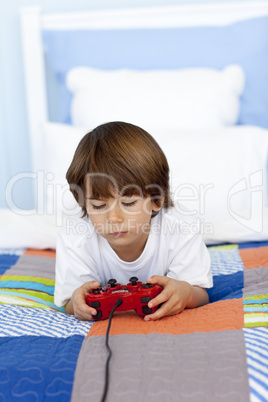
left=66, top=121, right=174, bottom=217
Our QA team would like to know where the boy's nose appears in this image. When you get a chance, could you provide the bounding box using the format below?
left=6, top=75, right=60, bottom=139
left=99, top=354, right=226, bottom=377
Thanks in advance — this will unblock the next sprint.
left=107, top=204, right=124, bottom=223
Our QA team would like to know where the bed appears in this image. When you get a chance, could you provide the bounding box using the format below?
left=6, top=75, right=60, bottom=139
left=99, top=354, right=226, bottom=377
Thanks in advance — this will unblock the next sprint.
left=0, top=2, right=268, bottom=401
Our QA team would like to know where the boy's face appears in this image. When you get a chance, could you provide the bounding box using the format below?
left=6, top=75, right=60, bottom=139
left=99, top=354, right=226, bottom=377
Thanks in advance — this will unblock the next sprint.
left=85, top=191, right=162, bottom=259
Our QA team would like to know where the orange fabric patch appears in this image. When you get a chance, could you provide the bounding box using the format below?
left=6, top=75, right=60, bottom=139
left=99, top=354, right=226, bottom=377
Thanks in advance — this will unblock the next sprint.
left=239, top=246, right=268, bottom=269
left=24, top=249, right=56, bottom=258
left=88, top=298, right=243, bottom=337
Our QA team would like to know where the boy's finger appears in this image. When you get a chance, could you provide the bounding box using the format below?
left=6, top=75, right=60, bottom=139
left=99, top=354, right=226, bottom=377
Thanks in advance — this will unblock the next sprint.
left=144, top=299, right=174, bottom=321
left=83, top=305, right=97, bottom=316
left=76, top=312, right=94, bottom=321
left=77, top=287, right=99, bottom=316
left=79, top=303, right=97, bottom=318
left=146, top=275, right=169, bottom=287
left=148, top=289, right=169, bottom=309
left=83, top=281, right=100, bottom=291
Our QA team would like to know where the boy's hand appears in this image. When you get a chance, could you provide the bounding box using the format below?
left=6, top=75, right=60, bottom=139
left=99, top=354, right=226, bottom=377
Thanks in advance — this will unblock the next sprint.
left=144, top=275, right=208, bottom=321
left=65, top=281, right=100, bottom=320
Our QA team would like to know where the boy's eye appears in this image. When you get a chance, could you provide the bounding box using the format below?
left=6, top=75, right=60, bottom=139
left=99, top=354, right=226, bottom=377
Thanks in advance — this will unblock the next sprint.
left=92, top=204, right=106, bottom=210
left=121, top=200, right=138, bottom=207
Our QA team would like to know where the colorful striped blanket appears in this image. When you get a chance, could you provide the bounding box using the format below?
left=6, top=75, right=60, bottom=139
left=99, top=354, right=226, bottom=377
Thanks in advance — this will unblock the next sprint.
left=0, top=243, right=267, bottom=401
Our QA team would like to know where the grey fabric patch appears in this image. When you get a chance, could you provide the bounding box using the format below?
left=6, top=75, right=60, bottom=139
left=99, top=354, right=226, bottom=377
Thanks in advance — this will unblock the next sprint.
left=5, top=255, right=55, bottom=279
left=243, top=267, right=268, bottom=297
left=72, top=330, right=250, bottom=402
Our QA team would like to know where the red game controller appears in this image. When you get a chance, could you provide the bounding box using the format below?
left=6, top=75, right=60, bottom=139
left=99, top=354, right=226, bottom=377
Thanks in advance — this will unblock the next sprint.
left=86, top=277, right=163, bottom=320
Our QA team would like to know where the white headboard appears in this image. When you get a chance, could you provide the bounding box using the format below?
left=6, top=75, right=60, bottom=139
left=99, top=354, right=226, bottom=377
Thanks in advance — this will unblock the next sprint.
left=20, top=1, right=268, bottom=172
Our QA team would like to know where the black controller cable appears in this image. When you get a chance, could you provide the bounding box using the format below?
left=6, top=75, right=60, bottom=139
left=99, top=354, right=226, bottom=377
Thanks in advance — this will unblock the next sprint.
left=101, top=298, right=123, bottom=402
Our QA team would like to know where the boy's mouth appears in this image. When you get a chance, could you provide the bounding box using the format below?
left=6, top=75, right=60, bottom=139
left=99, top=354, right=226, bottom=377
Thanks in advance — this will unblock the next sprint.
left=110, top=231, right=128, bottom=238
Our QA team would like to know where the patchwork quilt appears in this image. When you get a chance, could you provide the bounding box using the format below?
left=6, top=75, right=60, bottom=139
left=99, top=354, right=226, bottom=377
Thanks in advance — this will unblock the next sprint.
left=0, top=242, right=267, bottom=402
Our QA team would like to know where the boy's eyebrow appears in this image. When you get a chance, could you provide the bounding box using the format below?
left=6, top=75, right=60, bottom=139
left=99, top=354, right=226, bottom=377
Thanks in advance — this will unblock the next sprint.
left=85, top=195, right=140, bottom=200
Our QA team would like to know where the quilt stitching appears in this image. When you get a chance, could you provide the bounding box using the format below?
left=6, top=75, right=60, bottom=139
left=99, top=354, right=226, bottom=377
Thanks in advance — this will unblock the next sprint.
left=239, top=247, right=268, bottom=270
left=72, top=331, right=251, bottom=402
left=0, top=335, right=84, bottom=401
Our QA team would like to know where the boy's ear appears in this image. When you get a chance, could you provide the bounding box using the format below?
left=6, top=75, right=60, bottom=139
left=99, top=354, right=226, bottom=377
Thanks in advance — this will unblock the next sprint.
left=152, top=196, right=165, bottom=212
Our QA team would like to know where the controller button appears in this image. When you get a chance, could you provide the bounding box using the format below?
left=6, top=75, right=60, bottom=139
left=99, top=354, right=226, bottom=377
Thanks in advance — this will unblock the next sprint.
left=129, top=276, right=138, bottom=285
left=102, top=288, right=108, bottom=292
left=141, top=296, right=151, bottom=303
left=91, top=301, right=100, bottom=308
left=108, top=279, right=117, bottom=287
left=148, top=284, right=154, bottom=288
left=94, top=310, right=102, bottom=319
left=89, top=290, right=94, bottom=293
left=94, top=290, right=100, bottom=294
left=142, top=306, right=152, bottom=315
left=141, top=284, right=150, bottom=289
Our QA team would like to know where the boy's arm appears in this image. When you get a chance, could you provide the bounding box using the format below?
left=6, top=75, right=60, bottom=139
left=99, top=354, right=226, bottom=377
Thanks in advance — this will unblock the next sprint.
left=186, top=284, right=209, bottom=308
left=65, top=299, right=74, bottom=315
left=144, top=275, right=209, bottom=321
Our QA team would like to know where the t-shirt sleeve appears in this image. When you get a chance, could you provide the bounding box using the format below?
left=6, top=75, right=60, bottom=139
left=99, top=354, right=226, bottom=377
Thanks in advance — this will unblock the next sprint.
left=54, top=229, right=101, bottom=307
left=166, top=231, right=213, bottom=289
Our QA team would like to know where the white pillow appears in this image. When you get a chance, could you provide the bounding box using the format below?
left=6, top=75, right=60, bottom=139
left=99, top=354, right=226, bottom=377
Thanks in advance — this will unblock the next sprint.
left=153, top=125, right=268, bottom=244
left=44, top=122, right=86, bottom=181
left=0, top=209, right=60, bottom=249
left=42, top=122, right=87, bottom=224
left=66, top=65, right=245, bottom=131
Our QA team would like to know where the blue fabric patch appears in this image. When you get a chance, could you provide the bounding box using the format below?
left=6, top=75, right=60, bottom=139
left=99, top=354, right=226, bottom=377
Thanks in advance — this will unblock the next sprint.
left=238, top=241, right=268, bottom=249
left=0, top=254, right=20, bottom=274
left=0, top=281, right=54, bottom=295
left=0, top=335, right=84, bottom=401
left=209, top=249, right=245, bottom=276
left=207, top=271, right=244, bottom=302
left=243, top=328, right=268, bottom=402
left=43, top=16, right=268, bottom=128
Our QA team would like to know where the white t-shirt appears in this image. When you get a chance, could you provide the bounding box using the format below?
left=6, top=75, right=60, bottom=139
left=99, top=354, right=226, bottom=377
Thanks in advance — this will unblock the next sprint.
left=54, top=208, right=213, bottom=307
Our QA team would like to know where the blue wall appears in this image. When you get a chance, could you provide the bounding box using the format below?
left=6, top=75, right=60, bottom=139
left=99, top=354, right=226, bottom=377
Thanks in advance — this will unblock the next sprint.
left=0, top=0, right=257, bottom=210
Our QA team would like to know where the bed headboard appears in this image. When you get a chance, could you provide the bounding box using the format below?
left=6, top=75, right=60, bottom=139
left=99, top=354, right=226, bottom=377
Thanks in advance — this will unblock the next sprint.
left=20, top=2, right=268, bottom=173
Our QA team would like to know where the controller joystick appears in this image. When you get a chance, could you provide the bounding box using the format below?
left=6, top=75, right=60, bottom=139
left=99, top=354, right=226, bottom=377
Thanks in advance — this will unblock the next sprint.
left=129, top=276, right=138, bottom=286
left=108, top=279, right=117, bottom=288
left=86, top=277, right=163, bottom=320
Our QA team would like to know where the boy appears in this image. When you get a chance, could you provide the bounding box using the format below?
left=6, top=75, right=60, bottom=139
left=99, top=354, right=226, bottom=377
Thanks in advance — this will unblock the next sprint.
left=54, top=121, right=212, bottom=321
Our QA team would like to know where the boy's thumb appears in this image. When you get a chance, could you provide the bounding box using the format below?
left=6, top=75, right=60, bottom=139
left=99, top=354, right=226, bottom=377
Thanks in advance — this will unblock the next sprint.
left=84, top=281, right=100, bottom=291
